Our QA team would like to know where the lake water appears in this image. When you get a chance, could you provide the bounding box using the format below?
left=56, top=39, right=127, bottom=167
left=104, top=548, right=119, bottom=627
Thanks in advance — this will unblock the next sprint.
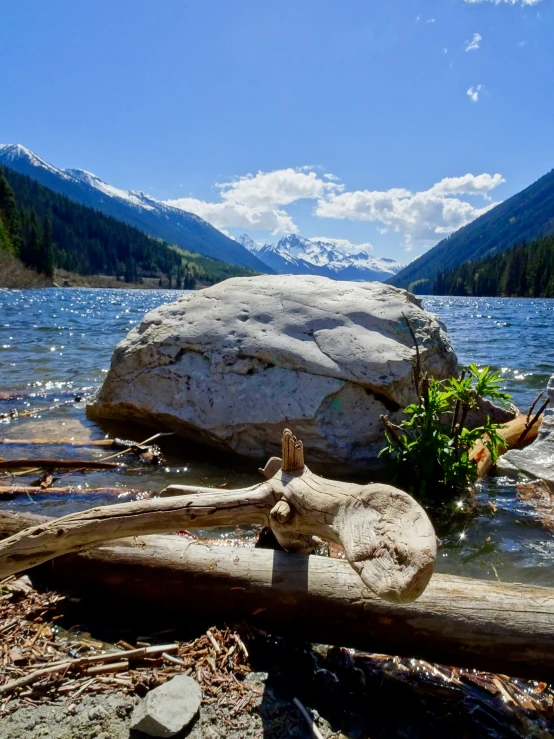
left=1, top=288, right=554, bottom=586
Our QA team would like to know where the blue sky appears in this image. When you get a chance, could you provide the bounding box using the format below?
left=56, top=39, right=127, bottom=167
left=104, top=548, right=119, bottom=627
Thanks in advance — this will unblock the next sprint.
left=1, top=0, right=552, bottom=261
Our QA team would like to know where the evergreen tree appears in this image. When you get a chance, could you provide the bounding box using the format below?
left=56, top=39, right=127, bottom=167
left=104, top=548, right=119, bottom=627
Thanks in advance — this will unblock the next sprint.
left=39, top=215, right=55, bottom=277
left=21, top=213, right=41, bottom=271
left=434, top=233, right=554, bottom=298
left=0, top=169, right=21, bottom=255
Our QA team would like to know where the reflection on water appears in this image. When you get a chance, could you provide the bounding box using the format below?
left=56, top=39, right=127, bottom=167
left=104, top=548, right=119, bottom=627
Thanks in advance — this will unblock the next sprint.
left=1, top=288, right=554, bottom=586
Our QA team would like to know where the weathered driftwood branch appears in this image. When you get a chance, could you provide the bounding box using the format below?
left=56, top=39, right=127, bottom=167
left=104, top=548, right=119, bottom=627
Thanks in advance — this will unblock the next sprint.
left=0, top=459, right=122, bottom=470
left=1, top=510, right=553, bottom=680
left=470, top=414, right=543, bottom=477
left=0, top=438, right=118, bottom=447
left=0, top=430, right=436, bottom=604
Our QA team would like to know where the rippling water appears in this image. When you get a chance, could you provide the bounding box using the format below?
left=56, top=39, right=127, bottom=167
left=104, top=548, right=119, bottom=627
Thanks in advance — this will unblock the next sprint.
left=1, top=288, right=553, bottom=586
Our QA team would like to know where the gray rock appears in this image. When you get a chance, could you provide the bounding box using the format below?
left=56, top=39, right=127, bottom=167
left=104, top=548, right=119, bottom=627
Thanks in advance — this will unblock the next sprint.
left=500, top=374, right=554, bottom=482
left=88, top=705, right=108, bottom=721
left=130, top=675, right=202, bottom=737
left=90, top=275, right=457, bottom=472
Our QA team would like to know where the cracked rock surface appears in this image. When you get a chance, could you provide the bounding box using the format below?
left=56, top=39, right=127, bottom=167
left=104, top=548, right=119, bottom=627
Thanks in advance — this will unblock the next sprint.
left=90, top=275, right=457, bottom=472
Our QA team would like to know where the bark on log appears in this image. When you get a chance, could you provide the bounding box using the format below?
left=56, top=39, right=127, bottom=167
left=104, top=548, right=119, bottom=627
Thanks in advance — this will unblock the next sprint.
left=0, top=430, right=437, bottom=604
left=1, top=510, right=553, bottom=681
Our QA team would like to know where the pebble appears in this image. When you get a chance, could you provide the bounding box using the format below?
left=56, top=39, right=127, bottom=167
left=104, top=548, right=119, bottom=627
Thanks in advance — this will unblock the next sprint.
left=88, top=705, right=108, bottom=721
left=130, top=674, right=202, bottom=737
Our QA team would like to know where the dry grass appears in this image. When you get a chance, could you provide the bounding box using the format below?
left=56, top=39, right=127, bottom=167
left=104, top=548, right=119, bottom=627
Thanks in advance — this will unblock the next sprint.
left=0, top=252, right=48, bottom=289
left=0, top=257, right=177, bottom=291
left=53, top=270, right=167, bottom=290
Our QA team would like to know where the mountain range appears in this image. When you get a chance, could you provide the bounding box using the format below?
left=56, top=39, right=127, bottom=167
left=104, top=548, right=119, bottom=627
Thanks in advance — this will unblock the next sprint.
left=237, top=233, right=403, bottom=282
left=389, top=168, right=554, bottom=292
left=4, top=144, right=554, bottom=293
left=0, top=145, right=269, bottom=273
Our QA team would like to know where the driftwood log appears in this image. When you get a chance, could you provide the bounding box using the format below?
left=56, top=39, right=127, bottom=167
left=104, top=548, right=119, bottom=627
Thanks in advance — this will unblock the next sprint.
left=470, top=413, right=544, bottom=477
left=0, top=430, right=436, bottom=604
left=1, top=509, right=553, bottom=681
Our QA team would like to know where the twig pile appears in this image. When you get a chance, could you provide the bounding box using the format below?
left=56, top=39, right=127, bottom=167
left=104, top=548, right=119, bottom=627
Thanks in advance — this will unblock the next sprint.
left=0, top=574, right=254, bottom=718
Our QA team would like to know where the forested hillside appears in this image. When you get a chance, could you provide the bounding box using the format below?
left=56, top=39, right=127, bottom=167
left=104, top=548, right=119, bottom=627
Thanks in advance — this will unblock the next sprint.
left=0, top=144, right=270, bottom=273
left=389, top=168, right=554, bottom=292
left=434, top=234, right=554, bottom=297
left=0, top=167, right=257, bottom=288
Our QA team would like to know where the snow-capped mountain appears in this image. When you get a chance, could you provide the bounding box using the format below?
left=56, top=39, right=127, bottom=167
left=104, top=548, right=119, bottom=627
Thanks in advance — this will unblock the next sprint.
left=236, top=233, right=404, bottom=282
left=0, top=145, right=270, bottom=272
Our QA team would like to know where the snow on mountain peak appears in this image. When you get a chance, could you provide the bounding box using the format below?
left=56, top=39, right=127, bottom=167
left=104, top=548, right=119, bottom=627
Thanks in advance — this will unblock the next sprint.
left=0, top=143, right=65, bottom=176
left=235, top=233, right=261, bottom=252
left=236, top=232, right=404, bottom=282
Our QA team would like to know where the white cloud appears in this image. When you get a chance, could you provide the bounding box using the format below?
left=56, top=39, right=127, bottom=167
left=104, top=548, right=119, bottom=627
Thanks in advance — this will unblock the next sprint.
left=218, top=167, right=341, bottom=207
left=465, top=32, right=482, bottom=51
left=166, top=166, right=505, bottom=252
left=464, top=0, right=541, bottom=5
left=165, top=196, right=298, bottom=233
left=165, top=167, right=341, bottom=234
left=427, top=17, right=436, bottom=22
left=315, top=173, right=503, bottom=250
left=467, top=84, right=484, bottom=102
left=429, top=172, right=505, bottom=195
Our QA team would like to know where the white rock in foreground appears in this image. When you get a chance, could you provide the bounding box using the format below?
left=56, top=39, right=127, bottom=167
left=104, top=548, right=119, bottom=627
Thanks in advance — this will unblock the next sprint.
left=130, top=674, right=202, bottom=737
left=91, top=275, right=457, bottom=471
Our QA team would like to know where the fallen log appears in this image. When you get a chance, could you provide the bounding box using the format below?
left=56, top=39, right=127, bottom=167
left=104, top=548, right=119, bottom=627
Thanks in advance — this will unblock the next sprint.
left=0, top=430, right=437, bottom=604
left=470, top=414, right=543, bottom=477
left=0, top=486, right=153, bottom=498
left=0, top=438, right=117, bottom=448
left=1, top=510, right=553, bottom=681
left=0, top=459, right=123, bottom=471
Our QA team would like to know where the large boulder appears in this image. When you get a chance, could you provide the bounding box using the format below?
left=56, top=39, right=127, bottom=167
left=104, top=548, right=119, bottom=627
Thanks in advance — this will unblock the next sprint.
left=90, top=275, right=457, bottom=471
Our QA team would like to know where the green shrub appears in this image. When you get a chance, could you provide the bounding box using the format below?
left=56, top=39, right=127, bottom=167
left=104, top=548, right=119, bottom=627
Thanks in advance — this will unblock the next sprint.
left=381, top=363, right=510, bottom=502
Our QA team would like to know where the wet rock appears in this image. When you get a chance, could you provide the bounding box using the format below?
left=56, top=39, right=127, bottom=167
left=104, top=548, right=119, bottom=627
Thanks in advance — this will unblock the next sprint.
left=130, top=674, right=202, bottom=737
left=91, top=275, right=457, bottom=473
left=500, top=374, right=554, bottom=482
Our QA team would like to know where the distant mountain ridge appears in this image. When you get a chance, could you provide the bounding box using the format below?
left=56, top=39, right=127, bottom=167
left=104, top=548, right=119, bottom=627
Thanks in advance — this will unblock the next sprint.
left=237, top=233, right=403, bottom=282
left=389, top=168, right=554, bottom=292
left=0, top=144, right=270, bottom=273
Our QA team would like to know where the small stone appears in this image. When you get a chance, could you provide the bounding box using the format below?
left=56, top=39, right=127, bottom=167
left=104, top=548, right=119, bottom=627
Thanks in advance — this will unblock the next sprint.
left=115, top=701, right=133, bottom=718
left=96, top=733, right=110, bottom=739
left=130, top=675, right=202, bottom=737
left=88, top=705, right=108, bottom=721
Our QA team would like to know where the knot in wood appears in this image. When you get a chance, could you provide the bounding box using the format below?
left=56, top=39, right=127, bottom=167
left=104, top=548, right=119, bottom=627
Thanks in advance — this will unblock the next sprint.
left=270, top=500, right=292, bottom=524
